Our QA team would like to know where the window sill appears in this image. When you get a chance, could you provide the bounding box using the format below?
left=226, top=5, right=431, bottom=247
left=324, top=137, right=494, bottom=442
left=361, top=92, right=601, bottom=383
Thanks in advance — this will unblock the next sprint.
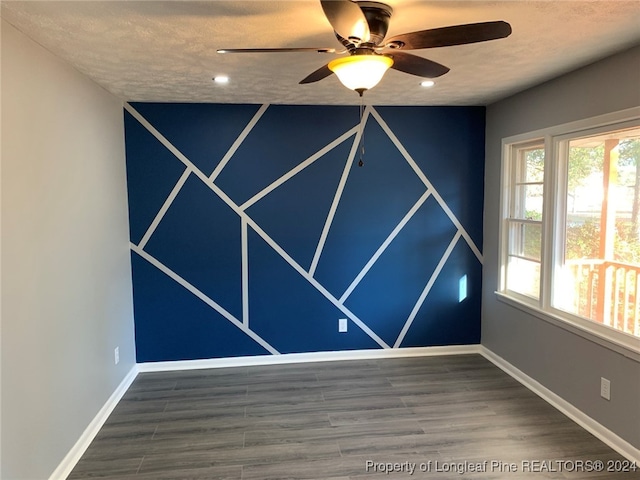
left=494, top=291, right=640, bottom=362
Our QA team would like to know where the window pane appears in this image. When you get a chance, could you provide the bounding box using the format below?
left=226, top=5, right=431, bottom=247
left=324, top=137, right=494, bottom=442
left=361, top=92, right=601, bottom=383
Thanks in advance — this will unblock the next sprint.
left=513, top=146, right=544, bottom=220
left=508, top=221, right=541, bottom=261
left=506, top=256, right=540, bottom=298
left=506, top=220, right=541, bottom=299
left=514, top=184, right=544, bottom=220
left=554, top=127, right=640, bottom=336
left=615, top=137, right=640, bottom=265
left=523, top=148, right=545, bottom=183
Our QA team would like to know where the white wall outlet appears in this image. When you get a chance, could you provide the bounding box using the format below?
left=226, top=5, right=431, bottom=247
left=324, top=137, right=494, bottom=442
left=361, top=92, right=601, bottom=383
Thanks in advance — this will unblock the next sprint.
left=338, top=318, right=348, bottom=333
left=600, top=377, right=610, bottom=400
left=114, top=346, right=120, bottom=365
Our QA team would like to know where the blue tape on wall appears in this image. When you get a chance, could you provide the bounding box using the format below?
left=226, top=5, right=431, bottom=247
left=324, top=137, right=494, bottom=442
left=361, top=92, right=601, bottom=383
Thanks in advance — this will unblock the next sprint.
left=125, top=103, right=485, bottom=362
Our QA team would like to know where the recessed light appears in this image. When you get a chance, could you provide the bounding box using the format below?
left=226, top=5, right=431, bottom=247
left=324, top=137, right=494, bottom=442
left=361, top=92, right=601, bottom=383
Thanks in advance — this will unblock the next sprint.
left=420, top=80, right=435, bottom=88
left=213, top=76, right=229, bottom=84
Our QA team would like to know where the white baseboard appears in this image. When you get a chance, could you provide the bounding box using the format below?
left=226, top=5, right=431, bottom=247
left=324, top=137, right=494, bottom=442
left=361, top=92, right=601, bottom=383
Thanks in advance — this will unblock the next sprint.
left=480, top=346, right=640, bottom=464
left=136, top=344, right=482, bottom=372
left=48, top=366, right=138, bottom=480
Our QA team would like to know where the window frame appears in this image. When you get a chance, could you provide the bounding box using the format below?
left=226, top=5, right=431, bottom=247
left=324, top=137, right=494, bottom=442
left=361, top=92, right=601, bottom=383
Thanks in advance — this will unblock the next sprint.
left=498, top=107, right=640, bottom=358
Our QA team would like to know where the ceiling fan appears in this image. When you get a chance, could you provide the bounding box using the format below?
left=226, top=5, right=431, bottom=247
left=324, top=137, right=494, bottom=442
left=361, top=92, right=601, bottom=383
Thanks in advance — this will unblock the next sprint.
left=217, top=0, right=512, bottom=96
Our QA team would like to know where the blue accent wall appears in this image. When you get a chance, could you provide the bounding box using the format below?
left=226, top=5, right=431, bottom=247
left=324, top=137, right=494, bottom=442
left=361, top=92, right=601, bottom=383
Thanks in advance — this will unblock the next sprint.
left=125, top=103, right=485, bottom=362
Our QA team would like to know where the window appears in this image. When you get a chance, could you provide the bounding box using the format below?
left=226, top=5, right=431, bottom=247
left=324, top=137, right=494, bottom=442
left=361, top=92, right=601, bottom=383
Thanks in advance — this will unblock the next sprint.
left=504, top=142, right=545, bottom=299
left=500, top=110, right=640, bottom=351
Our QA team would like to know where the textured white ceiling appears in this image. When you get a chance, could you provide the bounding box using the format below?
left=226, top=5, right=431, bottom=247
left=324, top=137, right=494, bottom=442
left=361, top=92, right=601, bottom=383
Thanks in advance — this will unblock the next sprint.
left=2, top=1, right=639, bottom=106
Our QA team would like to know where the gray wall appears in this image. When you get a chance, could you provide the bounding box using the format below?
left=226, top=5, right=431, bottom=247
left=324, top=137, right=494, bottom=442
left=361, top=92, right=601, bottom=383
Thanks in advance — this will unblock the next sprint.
left=483, top=45, right=640, bottom=448
left=1, top=20, right=136, bottom=479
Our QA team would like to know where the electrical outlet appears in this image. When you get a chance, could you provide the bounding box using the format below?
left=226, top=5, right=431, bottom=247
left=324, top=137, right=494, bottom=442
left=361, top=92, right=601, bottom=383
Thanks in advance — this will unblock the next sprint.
left=338, top=318, right=348, bottom=333
left=600, top=377, right=610, bottom=400
left=114, top=347, right=120, bottom=365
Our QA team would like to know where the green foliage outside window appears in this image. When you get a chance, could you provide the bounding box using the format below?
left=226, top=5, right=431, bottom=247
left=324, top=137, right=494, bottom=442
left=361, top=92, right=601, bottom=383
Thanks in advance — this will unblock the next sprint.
left=565, top=138, right=640, bottom=265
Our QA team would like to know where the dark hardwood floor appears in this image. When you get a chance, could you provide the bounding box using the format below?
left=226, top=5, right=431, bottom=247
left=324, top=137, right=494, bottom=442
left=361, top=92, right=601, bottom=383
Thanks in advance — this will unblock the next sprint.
left=68, top=354, right=638, bottom=479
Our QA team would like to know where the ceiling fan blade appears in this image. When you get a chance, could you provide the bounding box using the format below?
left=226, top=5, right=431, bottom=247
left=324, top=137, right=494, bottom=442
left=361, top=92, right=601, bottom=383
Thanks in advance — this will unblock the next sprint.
left=335, top=31, right=356, bottom=50
left=321, top=0, right=370, bottom=42
left=385, top=21, right=512, bottom=50
left=388, top=52, right=449, bottom=78
left=217, top=47, right=336, bottom=54
left=299, top=64, right=334, bottom=84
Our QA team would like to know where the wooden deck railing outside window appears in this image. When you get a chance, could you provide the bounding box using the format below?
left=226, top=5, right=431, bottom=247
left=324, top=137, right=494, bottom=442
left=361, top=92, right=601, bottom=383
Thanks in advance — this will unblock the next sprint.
left=567, top=260, right=640, bottom=336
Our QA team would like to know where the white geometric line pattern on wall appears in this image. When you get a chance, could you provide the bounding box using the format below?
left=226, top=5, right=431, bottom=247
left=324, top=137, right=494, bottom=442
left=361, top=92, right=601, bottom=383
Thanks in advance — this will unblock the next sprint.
left=241, top=217, right=250, bottom=328
left=309, top=108, right=369, bottom=277
left=239, top=125, right=359, bottom=211
left=370, top=108, right=483, bottom=263
left=339, top=189, right=432, bottom=304
left=138, top=168, right=191, bottom=250
left=131, top=243, right=280, bottom=355
left=209, top=103, right=270, bottom=183
left=126, top=102, right=482, bottom=353
left=124, top=104, right=208, bottom=182
left=205, top=181, right=390, bottom=350
left=245, top=217, right=391, bottom=349
left=125, top=103, right=387, bottom=349
left=394, top=231, right=462, bottom=348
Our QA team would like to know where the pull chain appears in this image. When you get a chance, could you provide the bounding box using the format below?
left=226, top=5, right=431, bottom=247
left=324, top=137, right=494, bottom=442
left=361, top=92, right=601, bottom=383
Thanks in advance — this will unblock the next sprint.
left=358, top=95, right=365, bottom=167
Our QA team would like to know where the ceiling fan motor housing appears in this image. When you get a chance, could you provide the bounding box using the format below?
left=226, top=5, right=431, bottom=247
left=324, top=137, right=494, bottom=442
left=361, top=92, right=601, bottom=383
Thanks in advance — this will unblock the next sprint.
left=356, top=1, right=393, bottom=46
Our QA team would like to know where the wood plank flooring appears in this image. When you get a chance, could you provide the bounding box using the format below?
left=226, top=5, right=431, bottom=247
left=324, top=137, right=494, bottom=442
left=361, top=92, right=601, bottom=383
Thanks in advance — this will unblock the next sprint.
left=68, top=354, right=638, bottom=479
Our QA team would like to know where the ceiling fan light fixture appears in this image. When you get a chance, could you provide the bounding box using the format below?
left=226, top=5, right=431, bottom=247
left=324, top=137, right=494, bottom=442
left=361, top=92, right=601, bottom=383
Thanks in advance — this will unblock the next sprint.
left=328, top=55, right=393, bottom=94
